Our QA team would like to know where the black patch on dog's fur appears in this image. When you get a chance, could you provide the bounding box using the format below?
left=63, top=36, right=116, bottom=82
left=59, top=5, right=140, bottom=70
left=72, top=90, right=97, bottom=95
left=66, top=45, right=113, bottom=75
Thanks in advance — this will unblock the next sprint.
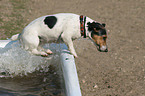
left=44, top=16, right=57, bottom=29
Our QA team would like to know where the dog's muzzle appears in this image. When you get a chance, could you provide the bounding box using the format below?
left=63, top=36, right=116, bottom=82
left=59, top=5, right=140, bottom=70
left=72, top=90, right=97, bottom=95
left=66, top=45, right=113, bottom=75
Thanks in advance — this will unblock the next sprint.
left=100, top=45, right=108, bottom=52
left=96, top=44, right=108, bottom=52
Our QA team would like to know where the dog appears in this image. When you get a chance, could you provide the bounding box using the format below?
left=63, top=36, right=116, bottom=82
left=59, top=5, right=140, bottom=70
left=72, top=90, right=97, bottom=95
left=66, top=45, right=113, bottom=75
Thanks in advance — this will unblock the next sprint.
left=11, top=13, right=108, bottom=58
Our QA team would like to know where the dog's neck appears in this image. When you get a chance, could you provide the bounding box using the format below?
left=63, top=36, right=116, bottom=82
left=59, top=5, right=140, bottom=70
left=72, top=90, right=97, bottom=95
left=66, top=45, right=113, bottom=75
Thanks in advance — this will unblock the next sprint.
left=80, top=15, right=94, bottom=38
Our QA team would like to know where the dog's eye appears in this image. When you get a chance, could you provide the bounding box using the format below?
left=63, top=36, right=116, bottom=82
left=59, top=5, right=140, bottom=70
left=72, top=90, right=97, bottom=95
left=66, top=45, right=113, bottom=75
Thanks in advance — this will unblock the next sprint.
left=103, top=37, right=107, bottom=41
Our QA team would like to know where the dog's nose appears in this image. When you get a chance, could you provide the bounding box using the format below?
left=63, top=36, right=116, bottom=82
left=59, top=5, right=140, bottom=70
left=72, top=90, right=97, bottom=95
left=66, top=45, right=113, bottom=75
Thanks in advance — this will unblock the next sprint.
left=99, top=48, right=108, bottom=52
left=99, top=46, right=108, bottom=52
left=104, top=49, right=108, bottom=52
left=100, top=46, right=107, bottom=51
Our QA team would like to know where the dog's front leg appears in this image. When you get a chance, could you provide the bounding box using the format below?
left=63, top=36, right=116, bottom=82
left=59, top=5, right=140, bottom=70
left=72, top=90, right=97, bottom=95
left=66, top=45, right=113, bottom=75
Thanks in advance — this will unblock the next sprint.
left=62, top=37, right=78, bottom=58
left=67, top=41, right=78, bottom=58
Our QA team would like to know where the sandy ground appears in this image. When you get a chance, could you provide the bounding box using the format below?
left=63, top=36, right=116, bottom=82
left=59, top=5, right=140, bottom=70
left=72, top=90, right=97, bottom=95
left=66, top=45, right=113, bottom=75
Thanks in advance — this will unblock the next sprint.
left=0, top=0, right=145, bottom=96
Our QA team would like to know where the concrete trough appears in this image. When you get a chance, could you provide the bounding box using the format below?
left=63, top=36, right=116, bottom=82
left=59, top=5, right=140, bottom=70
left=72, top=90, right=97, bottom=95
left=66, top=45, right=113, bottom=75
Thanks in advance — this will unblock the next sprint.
left=0, top=40, right=82, bottom=96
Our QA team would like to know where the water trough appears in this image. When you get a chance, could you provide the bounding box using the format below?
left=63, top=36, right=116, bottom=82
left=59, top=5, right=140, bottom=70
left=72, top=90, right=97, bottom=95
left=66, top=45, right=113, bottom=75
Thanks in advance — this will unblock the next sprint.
left=0, top=40, right=82, bottom=96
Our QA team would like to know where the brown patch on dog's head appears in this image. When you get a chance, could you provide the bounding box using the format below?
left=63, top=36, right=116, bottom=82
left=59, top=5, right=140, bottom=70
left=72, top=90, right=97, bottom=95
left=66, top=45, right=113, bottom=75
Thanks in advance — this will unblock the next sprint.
left=87, top=22, right=108, bottom=52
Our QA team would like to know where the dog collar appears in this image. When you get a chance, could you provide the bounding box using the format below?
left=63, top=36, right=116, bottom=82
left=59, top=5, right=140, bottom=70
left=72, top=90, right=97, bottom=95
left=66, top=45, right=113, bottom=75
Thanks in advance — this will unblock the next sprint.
left=80, top=15, right=87, bottom=38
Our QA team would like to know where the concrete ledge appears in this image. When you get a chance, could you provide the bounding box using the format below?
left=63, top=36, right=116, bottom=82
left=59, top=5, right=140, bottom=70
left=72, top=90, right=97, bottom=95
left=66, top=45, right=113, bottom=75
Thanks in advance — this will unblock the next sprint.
left=0, top=40, right=82, bottom=96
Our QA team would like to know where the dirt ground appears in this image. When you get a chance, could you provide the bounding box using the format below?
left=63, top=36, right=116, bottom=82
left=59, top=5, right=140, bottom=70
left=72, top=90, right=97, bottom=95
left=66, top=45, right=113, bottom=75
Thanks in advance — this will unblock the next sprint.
left=0, top=0, right=145, bottom=96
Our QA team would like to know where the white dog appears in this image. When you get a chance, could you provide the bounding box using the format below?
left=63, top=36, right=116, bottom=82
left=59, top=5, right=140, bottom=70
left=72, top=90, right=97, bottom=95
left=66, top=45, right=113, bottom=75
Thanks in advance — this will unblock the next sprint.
left=11, top=13, right=108, bottom=58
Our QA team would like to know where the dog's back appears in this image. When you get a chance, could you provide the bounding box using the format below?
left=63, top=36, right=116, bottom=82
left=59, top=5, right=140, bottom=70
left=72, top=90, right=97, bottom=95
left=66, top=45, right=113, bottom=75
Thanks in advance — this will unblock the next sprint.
left=22, top=13, right=80, bottom=40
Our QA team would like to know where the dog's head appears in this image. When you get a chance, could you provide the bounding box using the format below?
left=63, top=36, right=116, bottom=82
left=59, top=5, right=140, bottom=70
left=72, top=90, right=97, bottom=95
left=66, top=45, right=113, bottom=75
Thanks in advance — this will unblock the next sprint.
left=87, top=22, right=108, bottom=52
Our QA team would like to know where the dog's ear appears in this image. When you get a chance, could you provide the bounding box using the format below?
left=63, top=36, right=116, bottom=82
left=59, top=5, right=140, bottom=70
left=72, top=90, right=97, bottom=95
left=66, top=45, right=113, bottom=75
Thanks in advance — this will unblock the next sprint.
left=87, top=22, right=93, bottom=31
left=102, top=23, right=106, bottom=27
left=87, top=22, right=97, bottom=31
left=87, top=22, right=91, bottom=27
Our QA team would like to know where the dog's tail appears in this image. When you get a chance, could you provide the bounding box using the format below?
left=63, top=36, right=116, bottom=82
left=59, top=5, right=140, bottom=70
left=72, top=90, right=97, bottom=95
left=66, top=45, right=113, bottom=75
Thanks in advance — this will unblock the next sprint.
left=10, top=34, right=20, bottom=41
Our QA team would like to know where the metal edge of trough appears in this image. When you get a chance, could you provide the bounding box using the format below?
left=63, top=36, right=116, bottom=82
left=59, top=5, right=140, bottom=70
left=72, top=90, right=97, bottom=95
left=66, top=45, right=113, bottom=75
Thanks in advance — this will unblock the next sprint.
left=60, top=50, right=82, bottom=96
left=0, top=40, right=82, bottom=96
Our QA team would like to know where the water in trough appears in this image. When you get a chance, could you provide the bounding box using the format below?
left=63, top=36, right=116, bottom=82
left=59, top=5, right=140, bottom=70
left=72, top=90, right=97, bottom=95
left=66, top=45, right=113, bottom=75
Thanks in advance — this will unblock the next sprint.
left=0, top=42, right=65, bottom=96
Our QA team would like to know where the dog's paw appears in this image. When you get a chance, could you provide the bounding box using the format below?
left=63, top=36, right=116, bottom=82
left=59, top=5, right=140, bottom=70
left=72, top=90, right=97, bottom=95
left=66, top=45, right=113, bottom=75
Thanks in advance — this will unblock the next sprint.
left=72, top=54, right=78, bottom=58
left=74, top=55, right=78, bottom=58
left=41, top=54, right=48, bottom=57
left=46, top=49, right=53, bottom=55
left=41, top=52, right=48, bottom=57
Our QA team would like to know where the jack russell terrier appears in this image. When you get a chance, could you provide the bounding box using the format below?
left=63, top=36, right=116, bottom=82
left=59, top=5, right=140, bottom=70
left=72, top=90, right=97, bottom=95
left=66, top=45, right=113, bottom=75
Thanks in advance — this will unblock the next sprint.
left=11, top=13, right=108, bottom=58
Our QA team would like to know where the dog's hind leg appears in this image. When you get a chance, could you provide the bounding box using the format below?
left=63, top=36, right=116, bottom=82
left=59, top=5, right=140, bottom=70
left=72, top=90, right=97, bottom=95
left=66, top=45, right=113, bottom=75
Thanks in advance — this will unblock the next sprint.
left=38, top=40, right=53, bottom=55
left=21, top=34, right=48, bottom=56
